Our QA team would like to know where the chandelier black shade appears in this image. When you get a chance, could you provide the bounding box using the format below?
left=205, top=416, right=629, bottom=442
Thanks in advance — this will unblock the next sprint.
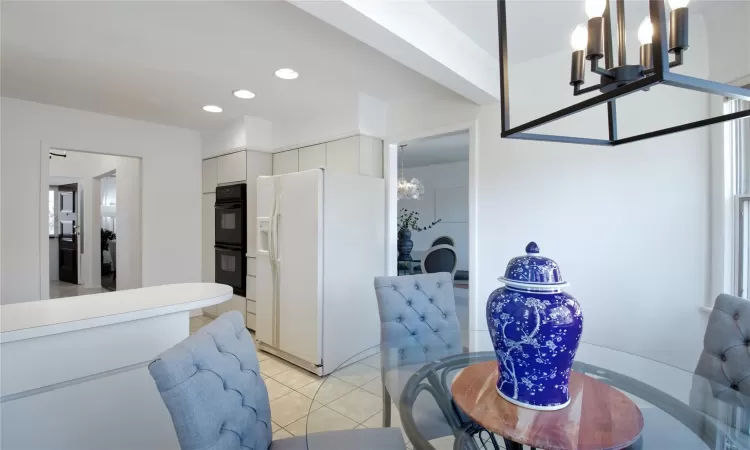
left=497, top=0, right=750, bottom=146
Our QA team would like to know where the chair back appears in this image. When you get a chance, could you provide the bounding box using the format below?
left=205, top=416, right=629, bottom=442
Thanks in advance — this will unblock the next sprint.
left=431, top=236, right=455, bottom=247
left=422, top=245, right=457, bottom=277
left=694, top=294, right=750, bottom=397
left=373, top=273, right=461, bottom=370
left=148, top=311, right=271, bottom=450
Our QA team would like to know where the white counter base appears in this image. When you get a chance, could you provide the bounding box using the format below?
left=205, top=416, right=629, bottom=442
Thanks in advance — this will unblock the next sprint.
left=0, top=283, right=232, bottom=450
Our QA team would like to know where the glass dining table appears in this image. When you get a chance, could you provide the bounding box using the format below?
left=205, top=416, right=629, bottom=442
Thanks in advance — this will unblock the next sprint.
left=302, top=340, right=750, bottom=450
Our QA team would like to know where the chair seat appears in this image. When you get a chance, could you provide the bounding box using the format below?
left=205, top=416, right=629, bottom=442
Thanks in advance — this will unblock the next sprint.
left=271, top=428, right=405, bottom=450
left=384, top=366, right=455, bottom=441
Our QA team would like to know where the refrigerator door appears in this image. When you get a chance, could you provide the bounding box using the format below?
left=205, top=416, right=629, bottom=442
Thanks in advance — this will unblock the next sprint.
left=277, top=170, right=323, bottom=365
left=255, top=175, right=277, bottom=347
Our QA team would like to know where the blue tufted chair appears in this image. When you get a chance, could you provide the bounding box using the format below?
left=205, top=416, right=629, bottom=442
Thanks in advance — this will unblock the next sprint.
left=373, top=273, right=462, bottom=439
left=689, top=294, right=750, bottom=446
left=149, top=311, right=406, bottom=450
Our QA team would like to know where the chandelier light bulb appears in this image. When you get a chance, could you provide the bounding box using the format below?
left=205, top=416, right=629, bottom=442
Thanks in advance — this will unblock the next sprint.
left=638, top=17, right=653, bottom=45
left=668, top=0, right=690, bottom=9
left=585, top=0, right=606, bottom=18
left=570, top=24, right=588, bottom=51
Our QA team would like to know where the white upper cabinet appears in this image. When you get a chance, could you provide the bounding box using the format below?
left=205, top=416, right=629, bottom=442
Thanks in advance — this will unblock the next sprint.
left=298, top=144, right=326, bottom=171
left=325, top=136, right=360, bottom=174
left=246, top=151, right=272, bottom=260
left=217, top=151, right=247, bottom=184
left=270, top=135, right=383, bottom=178
left=273, top=150, right=299, bottom=175
left=202, top=158, right=218, bottom=193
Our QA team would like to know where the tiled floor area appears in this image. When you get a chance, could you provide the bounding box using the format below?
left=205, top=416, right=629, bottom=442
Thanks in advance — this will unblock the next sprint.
left=49, top=280, right=108, bottom=299
left=189, top=315, right=468, bottom=449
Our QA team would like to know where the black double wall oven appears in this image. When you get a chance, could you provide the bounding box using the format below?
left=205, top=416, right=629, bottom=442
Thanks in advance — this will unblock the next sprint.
left=215, top=183, right=246, bottom=296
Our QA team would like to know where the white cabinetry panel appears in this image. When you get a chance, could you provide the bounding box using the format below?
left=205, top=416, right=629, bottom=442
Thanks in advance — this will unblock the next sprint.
left=272, top=150, right=299, bottom=175
left=325, top=137, right=359, bottom=174
left=217, top=151, right=247, bottom=184
left=246, top=151, right=272, bottom=258
left=358, top=136, right=383, bottom=178
left=202, top=158, right=218, bottom=193
left=298, top=144, right=326, bottom=171
left=201, top=193, right=216, bottom=317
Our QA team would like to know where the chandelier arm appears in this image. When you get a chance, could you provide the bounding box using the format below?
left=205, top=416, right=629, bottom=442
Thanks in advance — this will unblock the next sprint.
left=669, top=50, right=684, bottom=69
left=590, top=60, right=613, bottom=78
left=574, top=84, right=604, bottom=96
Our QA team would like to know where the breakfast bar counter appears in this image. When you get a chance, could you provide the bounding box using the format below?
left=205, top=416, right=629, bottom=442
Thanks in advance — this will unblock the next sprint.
left=0, top=283, right=232, bottom=450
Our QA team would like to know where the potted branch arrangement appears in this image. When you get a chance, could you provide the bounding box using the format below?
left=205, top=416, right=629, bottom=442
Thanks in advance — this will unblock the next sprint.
left=397, top=208, right=441, bottom=261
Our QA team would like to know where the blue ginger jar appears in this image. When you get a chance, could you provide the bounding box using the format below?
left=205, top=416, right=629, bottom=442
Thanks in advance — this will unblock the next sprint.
left=486, top=242, right=583, bottom=410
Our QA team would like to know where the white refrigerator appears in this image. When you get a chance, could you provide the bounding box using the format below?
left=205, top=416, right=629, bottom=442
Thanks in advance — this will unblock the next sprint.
left=256, top=169, right=385, bottom=375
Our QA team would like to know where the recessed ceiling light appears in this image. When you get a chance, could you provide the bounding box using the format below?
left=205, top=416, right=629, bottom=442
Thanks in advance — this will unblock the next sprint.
left=202, top=105, right=223, bottom=113
left=275, top=68, right=299, bottom=80
left=233, top=89, right=256, bottom=99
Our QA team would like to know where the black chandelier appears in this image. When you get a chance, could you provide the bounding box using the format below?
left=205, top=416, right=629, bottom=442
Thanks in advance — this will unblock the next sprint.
left=497, top=0, right=750, bottom=146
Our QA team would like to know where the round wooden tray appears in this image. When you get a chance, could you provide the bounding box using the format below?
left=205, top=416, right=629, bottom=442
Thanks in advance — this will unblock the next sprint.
left=451, top=361, right=644, bottom=450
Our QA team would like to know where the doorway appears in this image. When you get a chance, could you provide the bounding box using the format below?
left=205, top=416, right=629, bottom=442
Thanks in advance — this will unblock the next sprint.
left=390, top=128, right=473, bottom=346
left=57, top=182, right=79, bottom=284
left=43, top=148, right=141, bottom=299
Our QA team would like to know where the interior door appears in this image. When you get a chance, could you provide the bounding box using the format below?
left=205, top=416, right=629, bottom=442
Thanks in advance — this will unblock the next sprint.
left=278, top=170, right=322, bottom=364
left=58, top=183, right=78, bottom=284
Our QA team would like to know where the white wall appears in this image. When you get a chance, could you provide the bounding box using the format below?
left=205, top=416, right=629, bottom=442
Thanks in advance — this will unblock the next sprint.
left=399, top=161, right=469, bottom=270
left=1, top=97, right=202, bottom=304
left=114, top=157, right=141, bottom=290
left=385, top=15, right=715, bottom=371
left=469, top=19, right=712, bottom=370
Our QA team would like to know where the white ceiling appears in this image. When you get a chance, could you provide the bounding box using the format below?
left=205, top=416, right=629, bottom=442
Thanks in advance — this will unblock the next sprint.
left=427, top=0, right=735, bottom=65
left=1, top=1, right=458, bottom=131
left=400, top=131, right=469, bottom=168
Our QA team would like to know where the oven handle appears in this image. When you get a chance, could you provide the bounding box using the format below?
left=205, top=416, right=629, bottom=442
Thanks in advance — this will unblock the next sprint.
left=214, top=203, right=243, bottom=210
left=214, top=244, right=242, bottom=252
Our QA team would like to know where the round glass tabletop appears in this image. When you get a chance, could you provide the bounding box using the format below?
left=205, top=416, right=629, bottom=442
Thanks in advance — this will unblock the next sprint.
left=302, top=341, right=750, bottom=450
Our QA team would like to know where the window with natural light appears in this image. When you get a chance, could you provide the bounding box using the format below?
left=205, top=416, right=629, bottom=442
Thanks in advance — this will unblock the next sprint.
left=726, top=98, right=749, bottom=298
left=48, top=189, right=56, bottom=236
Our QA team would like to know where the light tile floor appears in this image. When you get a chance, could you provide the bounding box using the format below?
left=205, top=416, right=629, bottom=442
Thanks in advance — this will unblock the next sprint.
left=188, top=315, right=492, bottom=450
left=49, top=280, right=108, bottom=299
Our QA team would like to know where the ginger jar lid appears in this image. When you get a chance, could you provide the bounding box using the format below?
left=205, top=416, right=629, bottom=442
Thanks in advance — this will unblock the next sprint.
left=498, top=242, right=569, bottom=290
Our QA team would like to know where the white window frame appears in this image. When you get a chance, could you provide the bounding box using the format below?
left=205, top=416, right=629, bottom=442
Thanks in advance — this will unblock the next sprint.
left=725, top=95, right=749, bottom=299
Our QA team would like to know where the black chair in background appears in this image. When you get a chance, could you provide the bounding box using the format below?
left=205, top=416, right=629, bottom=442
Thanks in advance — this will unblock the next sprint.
left=420, top=244, right=458, bottom=278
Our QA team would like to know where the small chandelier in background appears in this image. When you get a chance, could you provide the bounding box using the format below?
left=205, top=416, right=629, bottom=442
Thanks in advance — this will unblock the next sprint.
left=397, top=144, right=425, bottom=200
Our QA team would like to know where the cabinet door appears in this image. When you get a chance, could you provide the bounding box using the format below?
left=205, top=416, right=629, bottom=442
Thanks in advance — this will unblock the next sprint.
left=246, top=151, right=272, bottom=258
left=273, top=150, right=299, bottom=175
left=231, top=294, right=247, bottom=326
left=325, top=136, right=359, bottom=174
left=217, top=151, right=247, bottom=184
left=202, top=193, right=216, bottom=283
left=202, top=193, right=217, bottom=317
left=202, top=158, right=218, bottom=193
left=298, top=144, right=326, bottom=171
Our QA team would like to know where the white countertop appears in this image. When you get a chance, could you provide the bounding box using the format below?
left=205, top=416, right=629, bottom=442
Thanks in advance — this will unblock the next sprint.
left=0, top=283, right=232, bottom=343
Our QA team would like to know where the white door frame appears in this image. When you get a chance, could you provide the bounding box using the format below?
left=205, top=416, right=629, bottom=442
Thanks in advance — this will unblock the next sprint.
left=39, top=143, right=142, bottom=299
left=384, top=119, right=480, bottom=339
